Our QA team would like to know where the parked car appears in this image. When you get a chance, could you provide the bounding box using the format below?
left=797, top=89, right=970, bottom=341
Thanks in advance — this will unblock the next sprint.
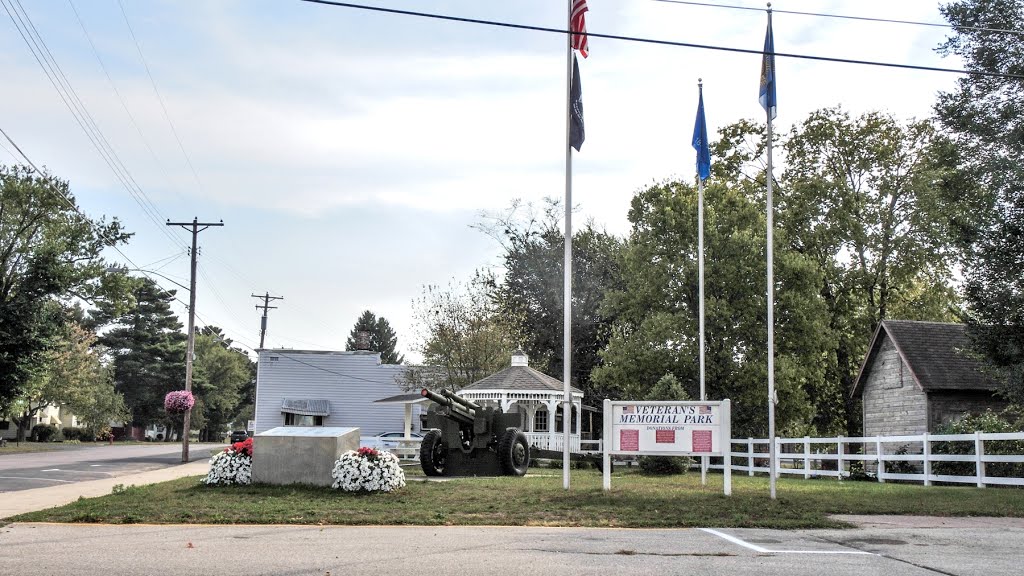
left=229, top=430, right=249, bottom=443
left=371, top=431, right=422, bottom=450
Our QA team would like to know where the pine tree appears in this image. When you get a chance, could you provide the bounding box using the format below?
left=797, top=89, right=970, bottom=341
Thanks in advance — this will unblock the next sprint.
left=345, top=310, right=404, bottom=364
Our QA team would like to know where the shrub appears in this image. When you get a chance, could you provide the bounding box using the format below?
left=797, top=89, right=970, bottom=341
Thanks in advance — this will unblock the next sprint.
left=31, top=424, right=58, bottom=442
left=331, top=447, right=405, bottom=492
left=932, top=410, right=1024, bottom=478
left=637, top=455, right=692, bottom=475
left=62, top=427, right=87, bottom=441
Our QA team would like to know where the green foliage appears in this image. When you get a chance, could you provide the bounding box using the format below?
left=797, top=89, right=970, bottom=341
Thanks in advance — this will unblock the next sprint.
left=0, top=164, right=129, bottom=420
left=90, top=277, right=186, bottom=427
left=932, top=409, right=1024, bottom=478
left=593, top=178, right=825, bottom=437
left=936, top=0, right=1024, bottom=404
left=482, top=199, right=624, bottom=400
left=345, top=310, right=404, bottom=364
left=61, top=427, right=87, bottom=441
left=190, top=330, right=255, bottom=441
left=31, top=423, right=57, bottom=442
left=408, top=273, right=515, bottom=390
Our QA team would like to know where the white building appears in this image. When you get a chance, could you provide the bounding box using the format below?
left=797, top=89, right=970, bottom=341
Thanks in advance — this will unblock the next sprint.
left=253, top=349, right=417, bottom=436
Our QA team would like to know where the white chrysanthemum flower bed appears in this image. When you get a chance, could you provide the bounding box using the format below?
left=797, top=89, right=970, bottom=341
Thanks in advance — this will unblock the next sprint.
left=331, top=448, right=406, bottom=493
left=203, top=445, right=252, bottom=486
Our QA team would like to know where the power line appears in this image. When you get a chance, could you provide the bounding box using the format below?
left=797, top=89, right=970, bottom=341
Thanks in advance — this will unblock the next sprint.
left=117, top=0, right=205, bottom=195
left=296, top=0, right=1024, bottom=80
left=647, top=0, right=1024, bottom=37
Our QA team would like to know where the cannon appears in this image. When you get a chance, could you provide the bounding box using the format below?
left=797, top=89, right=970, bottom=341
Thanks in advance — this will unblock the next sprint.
left=418, top=388, right=530, bottom=477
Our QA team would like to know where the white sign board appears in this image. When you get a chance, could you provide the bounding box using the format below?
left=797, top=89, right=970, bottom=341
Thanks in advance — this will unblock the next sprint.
left=602, top=398, right=731, bottom=495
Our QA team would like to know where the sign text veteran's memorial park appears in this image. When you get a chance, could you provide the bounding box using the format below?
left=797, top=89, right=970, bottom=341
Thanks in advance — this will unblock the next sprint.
left=602, top=399, right=732, bottom=495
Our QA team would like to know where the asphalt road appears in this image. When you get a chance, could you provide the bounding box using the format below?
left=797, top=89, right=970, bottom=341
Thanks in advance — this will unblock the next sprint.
left=0, top=443, right=222, bottom=493
left=1, top=522, right=1021, bottom=576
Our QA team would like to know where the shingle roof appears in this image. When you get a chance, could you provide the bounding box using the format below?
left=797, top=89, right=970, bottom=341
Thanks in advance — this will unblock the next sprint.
left=459, top=365, right=583, bottom=394
left=852, top=320, right=1000, bottom=397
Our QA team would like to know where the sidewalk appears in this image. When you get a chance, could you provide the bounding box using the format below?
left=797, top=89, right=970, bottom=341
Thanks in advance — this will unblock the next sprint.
left=0, top=459, right=209, bottom=519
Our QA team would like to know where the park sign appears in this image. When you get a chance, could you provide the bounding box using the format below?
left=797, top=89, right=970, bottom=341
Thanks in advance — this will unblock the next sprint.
left=601, top=399, right=731, bottom=495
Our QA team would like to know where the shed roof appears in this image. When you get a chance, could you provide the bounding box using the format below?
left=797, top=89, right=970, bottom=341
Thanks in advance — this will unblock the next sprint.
left=851, top=320, right=999, bottom=397
left=459, top=365, right=583, bottom=395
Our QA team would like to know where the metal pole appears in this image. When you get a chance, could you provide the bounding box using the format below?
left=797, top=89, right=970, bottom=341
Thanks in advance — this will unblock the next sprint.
left=697, top=92, right=708, bottom=486
left=765, top=8, right=777, bottom=500
left=562, top=0, right=574, bottom=491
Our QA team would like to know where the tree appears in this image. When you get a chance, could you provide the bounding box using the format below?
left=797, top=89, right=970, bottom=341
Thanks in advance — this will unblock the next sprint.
left=592, top=178, right=829, bottom=438
left=0, top=165, right=129, bottom=414
left=191, top=330, right=255, bottom=441
left=408, top=273, right=515, bottom=390
left=480, top=199, right=624, bottom=401
left=90, top=277, right=186, bottom=430
left=778, top=108, right=972, bottom=432
left=935, top=0, right=1024, bottom=402
left=345, top=310, right=404, bottom=364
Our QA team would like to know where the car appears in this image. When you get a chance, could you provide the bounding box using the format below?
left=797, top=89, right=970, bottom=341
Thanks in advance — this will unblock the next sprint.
left=370, top=431, right=423, bottom=450
left=229, top=430, right=249, bottom=443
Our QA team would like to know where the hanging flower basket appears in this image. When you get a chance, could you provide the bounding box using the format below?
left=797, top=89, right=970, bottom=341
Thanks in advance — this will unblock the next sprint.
left=164, top=390, right=195, bottom=414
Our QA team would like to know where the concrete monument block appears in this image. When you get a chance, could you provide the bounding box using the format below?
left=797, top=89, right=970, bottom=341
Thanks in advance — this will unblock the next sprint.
left=252, top=427, right=360, bottom=486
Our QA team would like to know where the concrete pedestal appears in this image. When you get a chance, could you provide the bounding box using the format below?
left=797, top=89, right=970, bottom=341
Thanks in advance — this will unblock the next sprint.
left=252, top=427, right=359, bottom=486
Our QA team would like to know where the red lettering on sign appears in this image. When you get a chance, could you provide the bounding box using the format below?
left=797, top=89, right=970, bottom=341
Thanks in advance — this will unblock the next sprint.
left=620, top=429, right=639, bottom=451
left=692, top=430, right=713, bottom=452
left=655, top=429, right=675, bottom=443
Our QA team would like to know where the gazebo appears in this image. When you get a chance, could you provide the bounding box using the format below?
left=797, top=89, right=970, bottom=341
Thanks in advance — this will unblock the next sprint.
left=456, top=351, right=585, bottom=453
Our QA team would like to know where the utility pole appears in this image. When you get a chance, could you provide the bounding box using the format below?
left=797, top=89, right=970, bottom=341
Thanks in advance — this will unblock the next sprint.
left=251, top=292, right=284, bottom=350
left=167, top=217, right=223, bottom=463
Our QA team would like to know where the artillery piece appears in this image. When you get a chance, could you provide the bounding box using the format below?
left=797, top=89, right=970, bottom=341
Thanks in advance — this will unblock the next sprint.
left=418, top=388, right=530, bottom=477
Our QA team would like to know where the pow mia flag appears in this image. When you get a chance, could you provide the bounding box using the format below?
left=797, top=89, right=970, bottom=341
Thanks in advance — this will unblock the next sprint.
left=570, top=54, right=585, bottom=152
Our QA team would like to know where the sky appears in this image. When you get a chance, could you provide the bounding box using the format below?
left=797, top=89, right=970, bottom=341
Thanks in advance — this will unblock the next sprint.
left=0, top=0, right=963, bottom=362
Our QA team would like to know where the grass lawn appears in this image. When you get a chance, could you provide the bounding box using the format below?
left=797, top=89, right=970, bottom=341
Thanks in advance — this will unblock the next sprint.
left=0, top=442, right=73, bottom=455
left=12, top=469, right=1024, bottom=528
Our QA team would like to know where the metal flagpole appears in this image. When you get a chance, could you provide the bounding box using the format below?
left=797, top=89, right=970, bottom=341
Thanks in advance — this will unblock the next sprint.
left=562, top=0, right=574, bottom=491
left=764, top=6, right=778, bottom=501
left=697, top=80, right=708, bottom=488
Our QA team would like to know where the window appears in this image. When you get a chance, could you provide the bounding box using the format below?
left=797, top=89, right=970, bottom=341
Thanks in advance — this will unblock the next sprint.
left=534, top=409, right=548, bottom=432
left=284, top=414, right=323, bottom=426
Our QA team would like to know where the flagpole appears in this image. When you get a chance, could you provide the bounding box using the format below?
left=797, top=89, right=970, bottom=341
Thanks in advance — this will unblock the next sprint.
left=697, top=80, right=708, bottom=488
left=562, top=0, right=574, bottom=491
left=765, top=5, right=778, bottom=501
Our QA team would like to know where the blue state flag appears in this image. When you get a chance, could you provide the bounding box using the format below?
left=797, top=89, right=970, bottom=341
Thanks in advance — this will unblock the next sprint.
left=691, top=86, right=711, bottom=181
left=758, top=18, right=777, bottom=120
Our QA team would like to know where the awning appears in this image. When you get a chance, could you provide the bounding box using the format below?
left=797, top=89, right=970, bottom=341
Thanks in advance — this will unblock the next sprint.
left=281, top=398, right=330, bottom=417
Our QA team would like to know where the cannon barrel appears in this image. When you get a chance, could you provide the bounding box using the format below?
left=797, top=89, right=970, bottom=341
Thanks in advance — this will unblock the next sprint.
left=440, top=389, right=481, bottom=412
left=420, top=388, right=475, bottom=425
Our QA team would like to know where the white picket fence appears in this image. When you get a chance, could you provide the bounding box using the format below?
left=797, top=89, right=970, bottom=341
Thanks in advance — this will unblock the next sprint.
left=707, top=432, right=1024, bottom=487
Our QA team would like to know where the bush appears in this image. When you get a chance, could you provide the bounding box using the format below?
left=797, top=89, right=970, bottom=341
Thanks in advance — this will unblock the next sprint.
left=202, top=438, right=254, bottom=486
left=638, top=456, right=692, bottom=475
left=31, top=424, right=58, bottom=442
left=932, top=410, right=1024, bottom=478
left=62, top=427, right=87, bottom=441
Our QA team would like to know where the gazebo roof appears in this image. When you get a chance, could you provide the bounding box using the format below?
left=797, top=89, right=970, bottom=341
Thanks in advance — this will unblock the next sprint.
left=459, top=364, right=583, bottom=395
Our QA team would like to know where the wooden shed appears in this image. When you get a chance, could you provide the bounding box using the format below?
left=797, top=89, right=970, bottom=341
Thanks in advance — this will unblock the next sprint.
left=852, top=320, right=1006, bottom=436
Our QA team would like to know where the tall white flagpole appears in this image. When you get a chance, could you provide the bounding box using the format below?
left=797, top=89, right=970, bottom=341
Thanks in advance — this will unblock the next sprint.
left=697, top=80, right=708, bottom=487
left=765, top=6, right=778, bottom=501
left=562, top=0, right=574, bottom=491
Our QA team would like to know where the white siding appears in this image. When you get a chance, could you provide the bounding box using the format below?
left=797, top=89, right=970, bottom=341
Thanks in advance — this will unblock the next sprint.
left=254, top=350, right=417, bottom=436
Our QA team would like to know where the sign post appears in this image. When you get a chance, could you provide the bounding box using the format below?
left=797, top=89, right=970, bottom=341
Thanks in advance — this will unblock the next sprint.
left=602, top=399, right=731, bottom=495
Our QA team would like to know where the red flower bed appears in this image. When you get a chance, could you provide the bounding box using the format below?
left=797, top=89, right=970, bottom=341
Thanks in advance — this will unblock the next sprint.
left=227, top=437, right=253, bottom=457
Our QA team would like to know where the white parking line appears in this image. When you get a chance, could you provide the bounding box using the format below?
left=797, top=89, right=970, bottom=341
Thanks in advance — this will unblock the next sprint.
left=700, top=528, right=874, bottom=555
left=40, top=468, right=60, bottom=472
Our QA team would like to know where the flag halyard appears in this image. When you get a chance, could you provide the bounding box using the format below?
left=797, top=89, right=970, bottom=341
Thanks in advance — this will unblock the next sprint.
left=570, top=0, right=589, bottom=58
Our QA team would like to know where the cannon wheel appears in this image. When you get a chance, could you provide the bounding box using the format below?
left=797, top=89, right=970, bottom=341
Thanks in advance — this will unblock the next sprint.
left=419, top=429, right=447, bottom=476
left=498, top=428, right=530, bottom=476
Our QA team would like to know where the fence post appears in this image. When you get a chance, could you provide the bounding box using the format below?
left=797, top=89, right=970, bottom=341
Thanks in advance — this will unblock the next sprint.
left=774, top=436, right=781, bottom=479
left=748, top=437, right=754, bottom=477
left=837, top=436, right=845, bottom=480
left=876, top=437, right=885, bottom=483
left=922, top=432, right=931, bottom=487
left=804, top=436, right=811, bottom=479
left=975, top=431, right=986, bottom=488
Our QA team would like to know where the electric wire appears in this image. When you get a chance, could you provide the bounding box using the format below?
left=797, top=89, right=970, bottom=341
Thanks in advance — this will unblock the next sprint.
left=1, top=0, right=187, bottom=251
left=647, top=0, right=1024, bottom=37
left=117, top=0, right=205, bottom=195
left=296, top=0, right=1024, bottom=79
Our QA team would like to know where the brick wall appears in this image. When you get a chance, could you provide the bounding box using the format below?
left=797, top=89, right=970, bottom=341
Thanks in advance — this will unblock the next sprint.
left=862, top=336, right=928, bottom=437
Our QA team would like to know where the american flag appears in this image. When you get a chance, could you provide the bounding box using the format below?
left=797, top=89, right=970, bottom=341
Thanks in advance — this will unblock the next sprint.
left=622, top=405, right=635, bottom=414
left=699, top=405, right=712, bottom=415
left=570, top=0, right=589, bottom=58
